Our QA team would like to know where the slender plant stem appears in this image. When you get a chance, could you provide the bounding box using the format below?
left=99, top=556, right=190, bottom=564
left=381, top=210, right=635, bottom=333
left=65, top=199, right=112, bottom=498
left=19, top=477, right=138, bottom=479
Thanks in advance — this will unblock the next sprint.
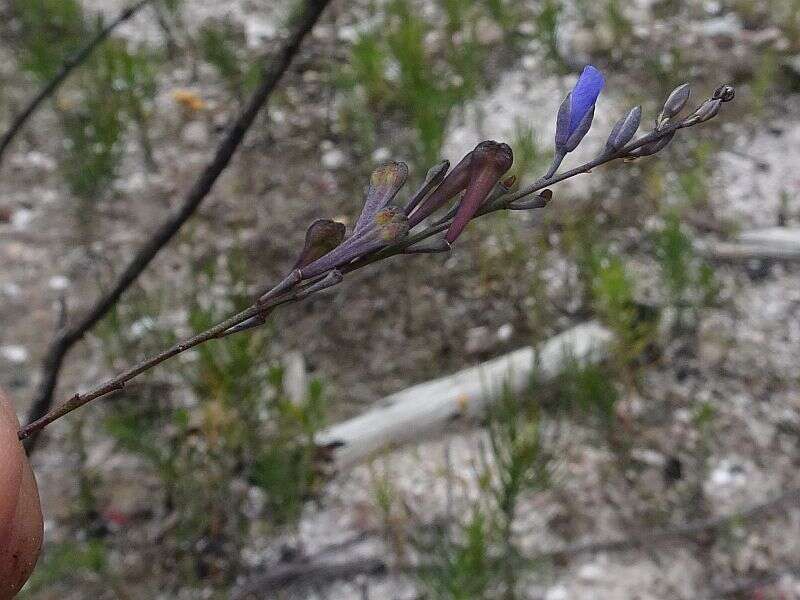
left=18, top=106, right=717, bottom=441
left=21, top=0, right=333, bottom=451
left=0, top=0, right=154, bottom=169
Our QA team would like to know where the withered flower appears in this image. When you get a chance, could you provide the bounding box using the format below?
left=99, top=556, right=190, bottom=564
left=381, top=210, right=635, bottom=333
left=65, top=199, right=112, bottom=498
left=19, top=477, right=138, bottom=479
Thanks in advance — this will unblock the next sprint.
left=353, top=161, right=408, bottom=235
left=294, top=219, right=346, bottom=269
left=301, top=206, right=409, bottom=278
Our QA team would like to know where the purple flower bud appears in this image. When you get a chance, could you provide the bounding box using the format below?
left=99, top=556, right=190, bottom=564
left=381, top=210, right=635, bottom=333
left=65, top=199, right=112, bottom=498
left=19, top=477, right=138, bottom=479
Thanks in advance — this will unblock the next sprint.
left=657, top=83, right=690, bottom=128
left=295, top=270, right=343, bottom=299
left=605, top=106, right=642, bottom=154
left=408, top=153, right=472, bottom=227
left=293, top=219, right=346, bottom=269
left=507, top=189, right=552, bottom=210
left=633, top=131, right=675, bottom=157
left=692, top=98, right=722, bottom=123
left=712, top=84, right=735, bottom=102
left=354, top=161, right=408, bottom=235
left=446, top=141, right=513, bottom=244
left=554, top=65, right=605, bottom=153
left=404, top=160, right=450, bottom=216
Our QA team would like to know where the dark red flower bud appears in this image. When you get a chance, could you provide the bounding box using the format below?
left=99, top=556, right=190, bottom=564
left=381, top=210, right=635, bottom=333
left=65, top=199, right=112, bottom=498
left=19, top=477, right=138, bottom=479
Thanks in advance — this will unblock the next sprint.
left=445, top=141, right=513, bottom=244
left=408, top=153, right=473, bottom=227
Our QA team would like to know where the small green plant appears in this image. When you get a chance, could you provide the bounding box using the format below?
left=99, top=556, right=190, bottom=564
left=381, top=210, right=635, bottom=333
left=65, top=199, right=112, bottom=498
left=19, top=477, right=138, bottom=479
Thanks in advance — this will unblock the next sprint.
left=12, top=0, right=85, bottom=81
left=509, top=122, right=548, bottom=181
left=581, top=243, right=657, bottom=367
left=543, top=358, right=619, bottom=429
left=413, top=387, right=552, bottom=599
left=418, top=507, right=495, bottom=600
left=99, top=247, right=328, bottom=588
left=751, top=48, right=779, bottom=116
left=21, top=540, right=107, bottom=596
left=533, top=0, right=567, bottom=71
left=198, top=21, right=261, bottom=100
left=13, top=1, right=162, bottom=202
left=338, top=0, right=522, bottom=166
left=248, top=367, right=326, bottom=526
left=675, top=141, right=712, bottom=208
left=652, top=211, right=718, bottom=332
left=62, top=39, right=161, bottom=201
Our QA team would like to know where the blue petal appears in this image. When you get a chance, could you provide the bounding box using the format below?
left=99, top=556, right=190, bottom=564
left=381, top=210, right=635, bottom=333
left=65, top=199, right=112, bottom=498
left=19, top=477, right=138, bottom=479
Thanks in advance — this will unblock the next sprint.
left=568, top=65, right=605, bottom=136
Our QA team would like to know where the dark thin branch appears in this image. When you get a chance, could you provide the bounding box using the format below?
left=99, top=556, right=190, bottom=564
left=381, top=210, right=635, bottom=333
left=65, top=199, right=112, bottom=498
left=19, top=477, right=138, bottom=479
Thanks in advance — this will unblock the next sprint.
left=19, top=88, right=729, bottom=442
left=537, top=486, right=800, bottom=561
left=21, top=0, right=333, bottom=452
left=232, top=487, right=800, bottom=595
left=712, top=566, right=800, bottom=598
left=233, top=557, right=387, bottom=598
left=0, top=0, right=154, bottom=169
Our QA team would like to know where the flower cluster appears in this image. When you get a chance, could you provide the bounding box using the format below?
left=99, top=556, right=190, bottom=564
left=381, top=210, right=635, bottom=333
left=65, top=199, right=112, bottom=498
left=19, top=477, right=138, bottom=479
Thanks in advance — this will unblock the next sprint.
left=238, top=66, right=733, bottom=332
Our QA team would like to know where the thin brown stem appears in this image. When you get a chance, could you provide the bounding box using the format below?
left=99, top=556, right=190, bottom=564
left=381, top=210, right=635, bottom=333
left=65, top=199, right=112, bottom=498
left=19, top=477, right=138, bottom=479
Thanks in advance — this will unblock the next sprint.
left=21, top=0, right=333, bottom=451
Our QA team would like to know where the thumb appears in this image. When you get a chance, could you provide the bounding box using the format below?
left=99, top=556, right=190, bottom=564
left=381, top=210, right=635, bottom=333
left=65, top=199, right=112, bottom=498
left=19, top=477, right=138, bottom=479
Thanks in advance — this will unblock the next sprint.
left=0, top=389, right=43, bottom=599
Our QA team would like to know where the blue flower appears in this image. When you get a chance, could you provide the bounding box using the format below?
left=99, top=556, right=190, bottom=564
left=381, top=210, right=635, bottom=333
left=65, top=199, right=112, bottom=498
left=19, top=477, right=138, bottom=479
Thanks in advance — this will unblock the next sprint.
left=554, top=65, right=605, bottom=153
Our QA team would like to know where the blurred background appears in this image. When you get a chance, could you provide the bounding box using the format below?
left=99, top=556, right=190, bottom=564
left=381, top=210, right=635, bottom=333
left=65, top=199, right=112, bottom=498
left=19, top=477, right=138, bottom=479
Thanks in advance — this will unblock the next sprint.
left=1, top=0, right=799, bottom=598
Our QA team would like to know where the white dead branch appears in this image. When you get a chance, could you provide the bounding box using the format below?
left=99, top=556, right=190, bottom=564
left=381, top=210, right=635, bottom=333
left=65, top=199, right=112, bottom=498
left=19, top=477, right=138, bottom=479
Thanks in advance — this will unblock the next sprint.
left=316, top=321, right=614, bottom=470
left=704, top=227, right=800, bottom=261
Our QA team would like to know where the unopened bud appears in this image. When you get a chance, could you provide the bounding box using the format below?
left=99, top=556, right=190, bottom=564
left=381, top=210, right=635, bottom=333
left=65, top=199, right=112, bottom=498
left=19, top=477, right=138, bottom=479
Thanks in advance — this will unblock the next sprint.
left=712, top=84, right=735, bottom=102
left=507, top=191, right=552, bottom=210
left=605, top=106, right=642, bottom=153
left=634, top=131, right=675, bottom=157
left=657, top=83, right=690, bottom=128
left=692, top=98, right=722, bottom=123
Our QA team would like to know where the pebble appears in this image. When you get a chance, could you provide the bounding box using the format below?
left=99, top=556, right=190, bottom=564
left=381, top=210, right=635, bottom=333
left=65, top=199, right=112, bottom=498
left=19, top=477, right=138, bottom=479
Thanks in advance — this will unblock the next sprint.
left=182, top=121, right=210, bottom=147
left=48, top=275, right=70, bottom=291
left=1, top=345, right=28, bottom=364
left=1, top=282, right=20, bottom=297
left=496, top=323, right=514, bottom=342
left=14, top=151, right=57, bottom=172
left=320, top=142, right=346, bottom=169
left=372, top=147, right=392, bottom=162
left=708, top=459, right=747, bottom=489
left=577, top=562, right=604, bottom=582
left=11, top=208, right=33, bottom=229
left=544, top=585, right=569, bottom=600
left=475, top=17, right=504, bottom=45
left=465, top=326, right=492, bottom=354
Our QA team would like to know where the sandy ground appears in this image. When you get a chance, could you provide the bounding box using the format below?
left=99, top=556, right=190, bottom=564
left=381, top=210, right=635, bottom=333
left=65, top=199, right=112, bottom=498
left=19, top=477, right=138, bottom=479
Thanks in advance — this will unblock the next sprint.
left=2, top=0, right=800, bottom=598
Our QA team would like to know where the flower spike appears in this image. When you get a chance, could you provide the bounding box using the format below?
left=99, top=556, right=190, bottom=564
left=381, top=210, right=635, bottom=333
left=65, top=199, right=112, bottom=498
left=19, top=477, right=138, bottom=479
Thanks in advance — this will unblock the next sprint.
left=445, top=141, right=513, bottom=244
